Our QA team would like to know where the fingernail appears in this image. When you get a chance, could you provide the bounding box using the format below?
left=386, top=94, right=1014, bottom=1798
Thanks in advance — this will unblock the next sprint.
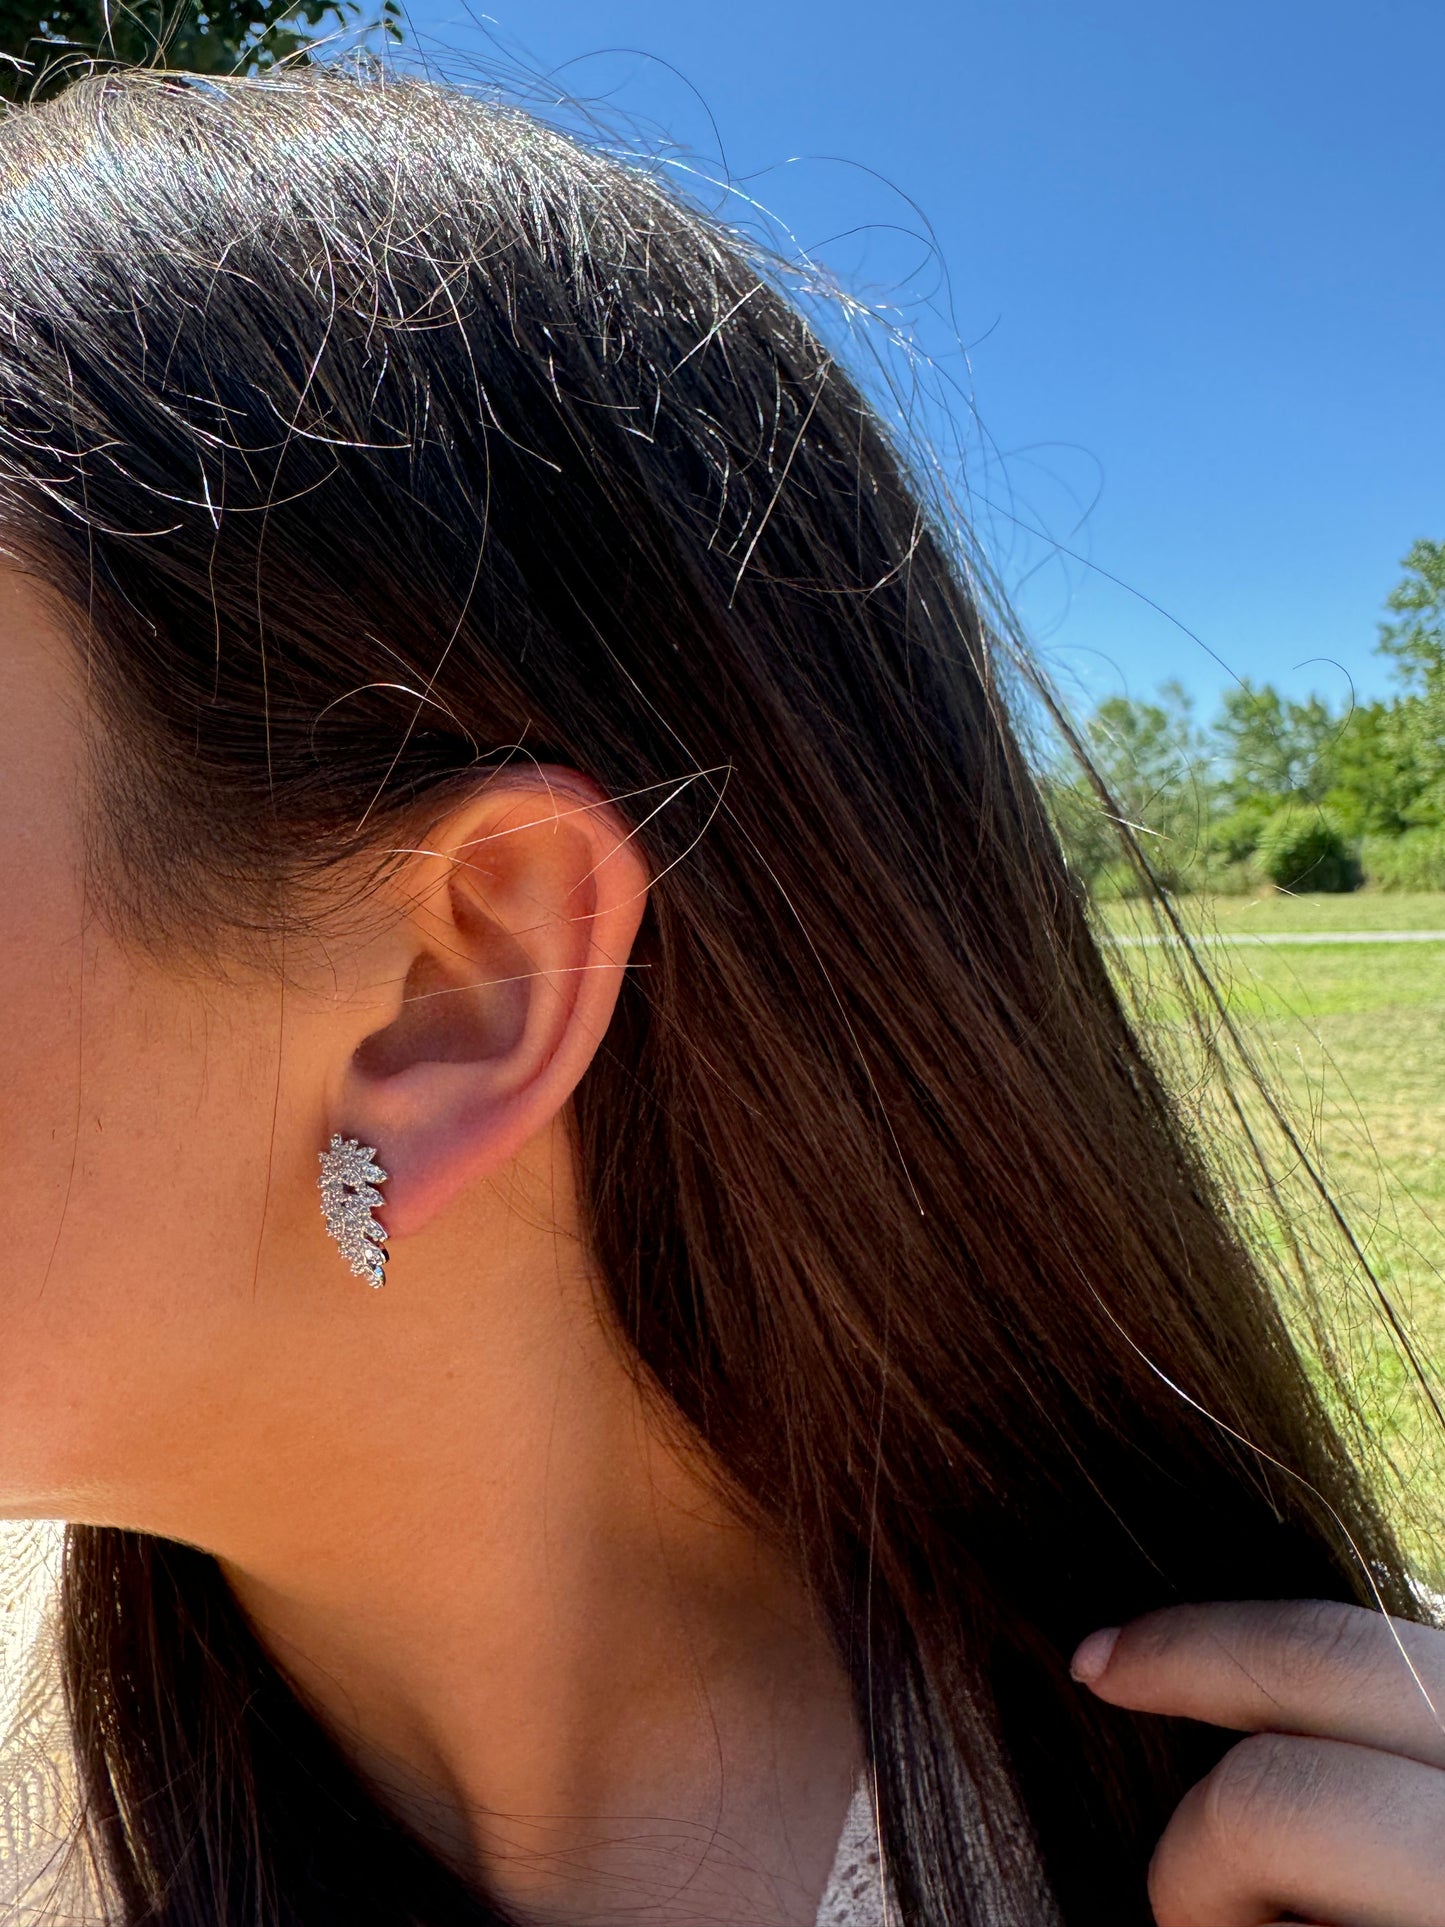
left=1070, top=1627, right=1121, bottom=1684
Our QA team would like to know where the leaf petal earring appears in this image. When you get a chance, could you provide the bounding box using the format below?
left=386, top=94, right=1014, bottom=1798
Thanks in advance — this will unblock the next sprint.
left=317, top=1134, right=390, bottom=1288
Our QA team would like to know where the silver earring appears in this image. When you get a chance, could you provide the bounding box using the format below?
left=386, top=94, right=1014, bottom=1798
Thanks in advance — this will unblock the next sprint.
left=317, top=1135, right=390, bottom=1288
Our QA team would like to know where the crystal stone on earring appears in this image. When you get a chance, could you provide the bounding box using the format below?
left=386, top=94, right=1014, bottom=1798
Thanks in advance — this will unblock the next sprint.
left=317, top=1134, right=390, bottom=1288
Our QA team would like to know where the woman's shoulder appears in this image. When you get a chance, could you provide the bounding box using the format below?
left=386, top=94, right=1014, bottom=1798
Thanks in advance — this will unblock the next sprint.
left=0, top=1526, right=884, bottom=1927
left=816, top=1779, right=889, bottom=1927
left=0, top=1520, right=98, bottom=1925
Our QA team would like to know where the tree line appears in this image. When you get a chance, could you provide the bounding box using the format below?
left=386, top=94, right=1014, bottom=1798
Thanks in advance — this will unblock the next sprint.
left=1052, top=540, right=1445, bottom=896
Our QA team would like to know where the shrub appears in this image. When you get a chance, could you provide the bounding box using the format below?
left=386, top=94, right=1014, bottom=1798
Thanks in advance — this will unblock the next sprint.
left=1360, top=827, right=1445, bottom=892
left=1208, top=799, right=1276, bottom=865
left=1253, top=807, right=1358, bottom=893
left=1088, top=860, right=1149, bottom=902
left=1197, top=857, right=1259, bottom=897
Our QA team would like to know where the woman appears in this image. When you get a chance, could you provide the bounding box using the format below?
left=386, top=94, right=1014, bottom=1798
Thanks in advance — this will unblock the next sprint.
left=0, top=62, right=1440, bottom=1927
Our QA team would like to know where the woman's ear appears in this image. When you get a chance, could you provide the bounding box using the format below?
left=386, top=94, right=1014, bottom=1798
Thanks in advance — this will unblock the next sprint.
left=335, top=770, right=648, bottom=1238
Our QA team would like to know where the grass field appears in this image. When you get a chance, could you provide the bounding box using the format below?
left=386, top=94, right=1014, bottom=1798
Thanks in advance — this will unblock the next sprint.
left=1099, top=891, right=1445, bottom=1579
left=1105, top=889, right=1445, bottom=937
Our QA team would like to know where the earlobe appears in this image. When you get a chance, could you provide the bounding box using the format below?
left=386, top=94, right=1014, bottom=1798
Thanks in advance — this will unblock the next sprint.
left=334, top=771, right=647, bottom=1240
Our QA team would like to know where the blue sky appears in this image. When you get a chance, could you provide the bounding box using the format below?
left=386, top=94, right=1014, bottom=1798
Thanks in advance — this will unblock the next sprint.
left=392, top=0, right=1445, bottom=722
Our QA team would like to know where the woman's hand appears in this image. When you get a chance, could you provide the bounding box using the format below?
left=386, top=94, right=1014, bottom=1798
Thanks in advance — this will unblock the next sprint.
left=1071, top=1599, right=1445, bottom=1927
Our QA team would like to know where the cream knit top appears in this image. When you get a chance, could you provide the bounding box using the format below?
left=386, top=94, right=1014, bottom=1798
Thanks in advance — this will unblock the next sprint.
left=0, top=1522, right=888, bottom=1927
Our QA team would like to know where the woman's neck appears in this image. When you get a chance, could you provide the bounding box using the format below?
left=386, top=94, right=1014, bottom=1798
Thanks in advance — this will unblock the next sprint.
left=211, top=1127, right=862, bottom=1925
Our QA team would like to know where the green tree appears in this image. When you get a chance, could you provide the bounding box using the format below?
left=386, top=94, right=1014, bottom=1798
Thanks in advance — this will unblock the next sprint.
left=1214, top=679, right=1338, bottom=807
left=1379, top=537, right=1445, bottom=685
left=1049, top=681, right=1211, bottom=890
left=1318, top=699, right=1419, bottom=838
left=0, top=0, right=399, bottom=99
left=1375, top=539, right=1445, bottom=827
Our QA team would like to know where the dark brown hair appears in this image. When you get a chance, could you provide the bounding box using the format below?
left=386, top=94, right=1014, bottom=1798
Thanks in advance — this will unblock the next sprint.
left=0, top=64, right=1416, bottom=1927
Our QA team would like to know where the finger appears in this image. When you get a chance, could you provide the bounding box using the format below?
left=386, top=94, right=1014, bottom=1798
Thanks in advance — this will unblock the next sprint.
left=1148, top=1732, right=1445, bottom=1927
left=1072, top=1599, right=1445, bottom=1769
